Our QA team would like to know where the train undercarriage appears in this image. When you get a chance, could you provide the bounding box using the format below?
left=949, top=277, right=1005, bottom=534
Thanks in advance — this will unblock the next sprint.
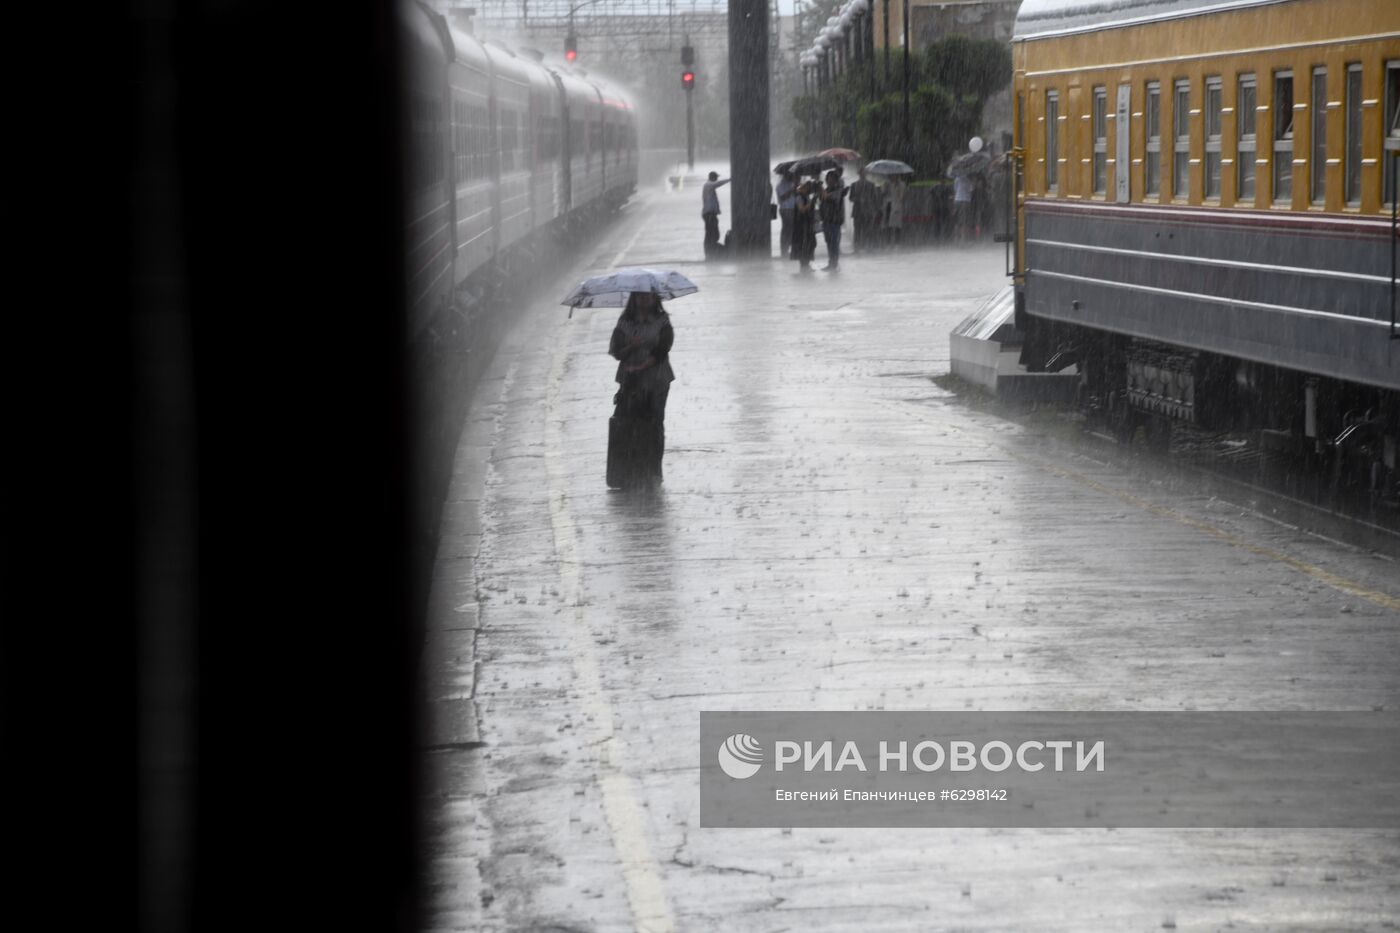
left=1019, top=315, right=1400, bottom=509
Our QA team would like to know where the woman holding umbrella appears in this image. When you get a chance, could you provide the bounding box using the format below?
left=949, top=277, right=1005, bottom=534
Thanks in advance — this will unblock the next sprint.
left=790, top=179, right=819, bottom=273
left=608, top=291, right=675, bottom=487
left=561, top=267, right=696, bottom=489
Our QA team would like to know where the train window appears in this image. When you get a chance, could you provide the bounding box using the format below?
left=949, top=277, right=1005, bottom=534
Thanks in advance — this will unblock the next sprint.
left=1386, top=61, right=1400, bottom=204
left=477, top=105, right=490, bottom=180
left=1093, top=87, right=1108, bottom=195
left=1311, top=68, right=1327, bottom=204
left=457, top=104, right=467, bottom=181
left=1146, top=82, right=1162, bottom=198
left=1173, top=79, right=1190, bottom=201
left=501, top=111, right=515, bottom=173
left=1273, top=71, right=1293, bottom=203
left=413, top=95, right=444, bottom=192
left=1204, top=77, right=1222, bottom=200
left=1046, top=91, right=1060, bottom=192
left=1345, top=63, right=1362, bottom=206
left=1238, top=75, right=1256, bottom=202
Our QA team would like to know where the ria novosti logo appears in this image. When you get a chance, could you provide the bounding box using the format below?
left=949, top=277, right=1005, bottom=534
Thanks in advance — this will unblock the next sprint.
left=717, top=733, right=764, bottom=779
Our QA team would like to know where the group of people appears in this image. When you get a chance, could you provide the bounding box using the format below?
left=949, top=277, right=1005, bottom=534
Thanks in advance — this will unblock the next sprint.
left=775, top=167, right=906, bottom=273
left=701, top=137, right=1000, bottom=267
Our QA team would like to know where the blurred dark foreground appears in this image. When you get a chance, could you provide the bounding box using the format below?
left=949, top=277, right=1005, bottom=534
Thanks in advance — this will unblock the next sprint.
left=6, top=4, right=425, bottom=931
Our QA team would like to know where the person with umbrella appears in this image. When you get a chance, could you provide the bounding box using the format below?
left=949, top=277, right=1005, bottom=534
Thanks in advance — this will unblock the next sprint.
left=818, top=168, right=847, bottom=271
left=776, top=170, right=799, bottom=260
left=947, top=137, right=992, bottom=242
left=883, top=175, right=907, bottom=248
left=791, top=179, right=819, bottom=273
left=607, top=290, right=676, bottom=487
left=562, top=268, right=696, bottom=488
left=847, top=167, right=881, bottom=254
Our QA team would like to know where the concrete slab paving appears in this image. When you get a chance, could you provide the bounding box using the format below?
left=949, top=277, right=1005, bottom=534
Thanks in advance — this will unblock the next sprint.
left=421, top=169, right=1400, bottom=931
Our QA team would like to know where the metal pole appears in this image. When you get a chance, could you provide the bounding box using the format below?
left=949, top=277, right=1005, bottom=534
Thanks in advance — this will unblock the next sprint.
left=866, top=11, right=875, bottom=102
left=901, top=0, right=910, bottom=143
left=686, top=88, right=695, bottom=170
left=728, top=0, right=771, bottom=257
left=883, top=0, right=890, bottom=89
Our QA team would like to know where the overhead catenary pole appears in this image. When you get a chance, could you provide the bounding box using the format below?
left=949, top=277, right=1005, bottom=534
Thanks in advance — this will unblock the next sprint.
left=883, top=0, right=890, bottom=87
left=866, top=6, right=875, bottom=102
left=728, top=0, right=771, bottom=257
left=901, top=0, right=910, bottom=143
left=682, top=36, right=695, bottom=170
left=686, top=85, right=696, bottom=169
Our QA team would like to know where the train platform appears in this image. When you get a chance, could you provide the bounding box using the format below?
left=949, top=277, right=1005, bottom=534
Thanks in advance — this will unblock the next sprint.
left=421, top=167, right=1400, bottom=931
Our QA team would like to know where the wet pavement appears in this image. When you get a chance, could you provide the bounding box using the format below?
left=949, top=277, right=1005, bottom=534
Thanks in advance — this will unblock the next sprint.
left=421, top=168, right=1400, bottom=932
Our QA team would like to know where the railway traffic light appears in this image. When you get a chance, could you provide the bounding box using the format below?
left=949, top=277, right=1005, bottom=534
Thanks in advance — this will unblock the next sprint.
left=564, top=30, right=577, bottom=62
left=680, top=37, right=695, bottom=170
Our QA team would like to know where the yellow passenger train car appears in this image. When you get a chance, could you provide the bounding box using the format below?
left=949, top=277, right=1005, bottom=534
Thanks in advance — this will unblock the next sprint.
left=1009, top=0, right=1400, bottom=485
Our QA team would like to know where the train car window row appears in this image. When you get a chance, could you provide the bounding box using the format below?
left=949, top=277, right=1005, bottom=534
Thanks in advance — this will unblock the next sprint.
left=1021, top=50, right=1399, bottom=213
left=412, top=94, right=446, bottom=193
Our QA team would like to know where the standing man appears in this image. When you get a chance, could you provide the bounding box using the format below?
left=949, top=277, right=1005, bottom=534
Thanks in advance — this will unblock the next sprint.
left=701, top=171, right=730, bottom=260
left=948, top=137, right=990, bottom=243
left=776, top=170, right=798, bottom=259
left=847, top=168, right=880, bottom=254
left=818, top=169, right=847, bottom=271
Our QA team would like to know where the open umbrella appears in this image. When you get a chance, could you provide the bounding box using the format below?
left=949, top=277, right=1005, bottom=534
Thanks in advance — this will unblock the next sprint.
left=774, top=155, right=840, bottom=177
left=948, top=150, right=992, bottom=178
left=818, top=147, right=862, bottom=162
left=863, top=159, right=915, bottom=176
left=561, top=267, right=699, bottom=313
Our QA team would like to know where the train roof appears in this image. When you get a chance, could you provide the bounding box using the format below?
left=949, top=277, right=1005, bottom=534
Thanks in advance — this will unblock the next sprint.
left=1013, top=0, right=1294, bottom=41
left=446, top=24, right=493, bottom=73
left=402, top=0, right=450, bottom=65
left=586, top=74, right=634, bottom=112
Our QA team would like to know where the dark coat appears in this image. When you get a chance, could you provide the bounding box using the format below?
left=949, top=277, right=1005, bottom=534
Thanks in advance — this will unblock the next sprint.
left=848, top=178, right=881, bottom=221
left=609, top=309, right=675, bottom=389
left=818, top=183, right=847, bottom=225
left=791, top=193, right=818, bottom=262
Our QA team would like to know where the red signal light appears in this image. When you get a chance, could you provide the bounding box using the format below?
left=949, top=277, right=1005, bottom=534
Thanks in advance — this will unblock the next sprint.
left=565, top=48, right=577, bottom=62
left=682, top=70, right=695, bottom=91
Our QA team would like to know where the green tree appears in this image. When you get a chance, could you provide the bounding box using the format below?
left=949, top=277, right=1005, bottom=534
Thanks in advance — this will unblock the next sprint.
left=922, top=35, right=1012, bottom=101
left=791, top=34, right=1010, bottom=176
